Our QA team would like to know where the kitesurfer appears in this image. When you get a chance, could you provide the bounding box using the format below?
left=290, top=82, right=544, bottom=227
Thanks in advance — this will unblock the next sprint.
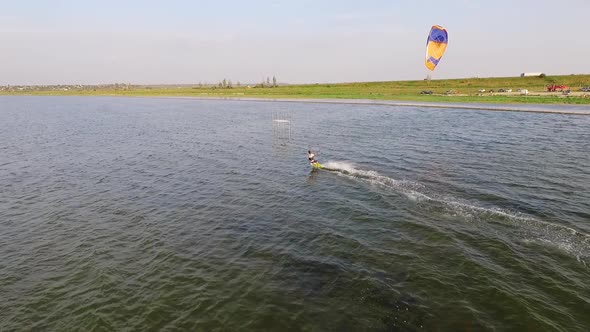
left=308, top=150, right=317, bottom=164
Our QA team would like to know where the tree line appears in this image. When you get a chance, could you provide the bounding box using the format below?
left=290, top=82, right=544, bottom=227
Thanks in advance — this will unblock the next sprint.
left=204, top=76, right=278, bottom=89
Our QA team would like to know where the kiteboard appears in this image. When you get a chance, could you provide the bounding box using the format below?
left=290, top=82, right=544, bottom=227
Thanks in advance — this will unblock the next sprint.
left=310, top=162, right=325, bottom=169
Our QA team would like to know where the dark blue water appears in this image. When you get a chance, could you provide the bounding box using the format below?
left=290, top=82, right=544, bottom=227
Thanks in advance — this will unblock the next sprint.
left=1, top=96, right=589, bottom=331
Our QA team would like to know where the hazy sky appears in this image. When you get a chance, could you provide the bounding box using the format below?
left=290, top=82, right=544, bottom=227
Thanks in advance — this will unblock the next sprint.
left=1, top=0, right=587, bottom=84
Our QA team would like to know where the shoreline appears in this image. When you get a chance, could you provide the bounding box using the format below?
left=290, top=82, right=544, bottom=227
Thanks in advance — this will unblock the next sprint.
left=153, top=96, right=590, bottom=115
left=2, top=94, right=589, bottom=115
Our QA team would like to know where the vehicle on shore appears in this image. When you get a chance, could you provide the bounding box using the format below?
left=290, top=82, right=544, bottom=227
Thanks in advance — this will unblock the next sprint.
left=547, top=85, right=569, bottom=92
left=420, top=90, right=434, bottom=95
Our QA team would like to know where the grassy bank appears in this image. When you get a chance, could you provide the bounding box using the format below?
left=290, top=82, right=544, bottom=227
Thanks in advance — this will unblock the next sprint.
left=3, top=75, right=590, bottom=104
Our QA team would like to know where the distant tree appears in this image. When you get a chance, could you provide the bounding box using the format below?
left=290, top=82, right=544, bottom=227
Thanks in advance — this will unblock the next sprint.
left=218, top=82, right=223, bottom=88
left=227, top=80, right=233, bottom=89
left=222, top=79, right=227, bottom=88
left=272, top=76, right=277, bottom=87
left=266, top=77, right=271, bottom=87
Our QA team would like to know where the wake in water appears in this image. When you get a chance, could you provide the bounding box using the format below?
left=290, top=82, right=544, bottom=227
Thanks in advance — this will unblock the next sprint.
left=321, top=161, right=590, bottom=264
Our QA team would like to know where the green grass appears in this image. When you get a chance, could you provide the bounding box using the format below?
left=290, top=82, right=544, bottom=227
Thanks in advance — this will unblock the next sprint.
left=3, top=74, right=590, bottom=105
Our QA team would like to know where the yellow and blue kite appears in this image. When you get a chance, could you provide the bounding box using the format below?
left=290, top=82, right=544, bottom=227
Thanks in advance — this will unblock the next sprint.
left=425, top=25, right=448, bottom=71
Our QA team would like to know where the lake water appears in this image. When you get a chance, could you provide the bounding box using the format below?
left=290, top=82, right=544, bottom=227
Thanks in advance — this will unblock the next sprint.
left=1, top=96, right=589, bottom=331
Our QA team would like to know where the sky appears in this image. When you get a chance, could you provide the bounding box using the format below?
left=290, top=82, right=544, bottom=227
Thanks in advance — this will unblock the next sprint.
left=1, top=0, right=588, bottom=85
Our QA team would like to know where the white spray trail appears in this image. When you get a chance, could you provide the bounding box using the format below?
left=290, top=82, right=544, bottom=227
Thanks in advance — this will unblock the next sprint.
left=321, top=161, right=590, bottom=264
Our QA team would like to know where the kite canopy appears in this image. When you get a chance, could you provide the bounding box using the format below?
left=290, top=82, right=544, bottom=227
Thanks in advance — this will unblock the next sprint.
left=425, top=25, right=448, bottom=71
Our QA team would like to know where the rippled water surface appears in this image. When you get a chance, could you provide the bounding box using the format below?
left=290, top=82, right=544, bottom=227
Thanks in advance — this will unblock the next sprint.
left=1, top=96, right=589, bottom=331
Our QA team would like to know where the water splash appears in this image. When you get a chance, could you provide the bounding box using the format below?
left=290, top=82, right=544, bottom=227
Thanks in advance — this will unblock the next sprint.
left=321, top=161, right=590, bottom=264
left=323, top=161, right=427, bottom=198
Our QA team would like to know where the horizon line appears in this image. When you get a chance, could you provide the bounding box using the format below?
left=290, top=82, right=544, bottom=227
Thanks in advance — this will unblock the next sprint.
left=2, top=73, right=589, bottom=87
